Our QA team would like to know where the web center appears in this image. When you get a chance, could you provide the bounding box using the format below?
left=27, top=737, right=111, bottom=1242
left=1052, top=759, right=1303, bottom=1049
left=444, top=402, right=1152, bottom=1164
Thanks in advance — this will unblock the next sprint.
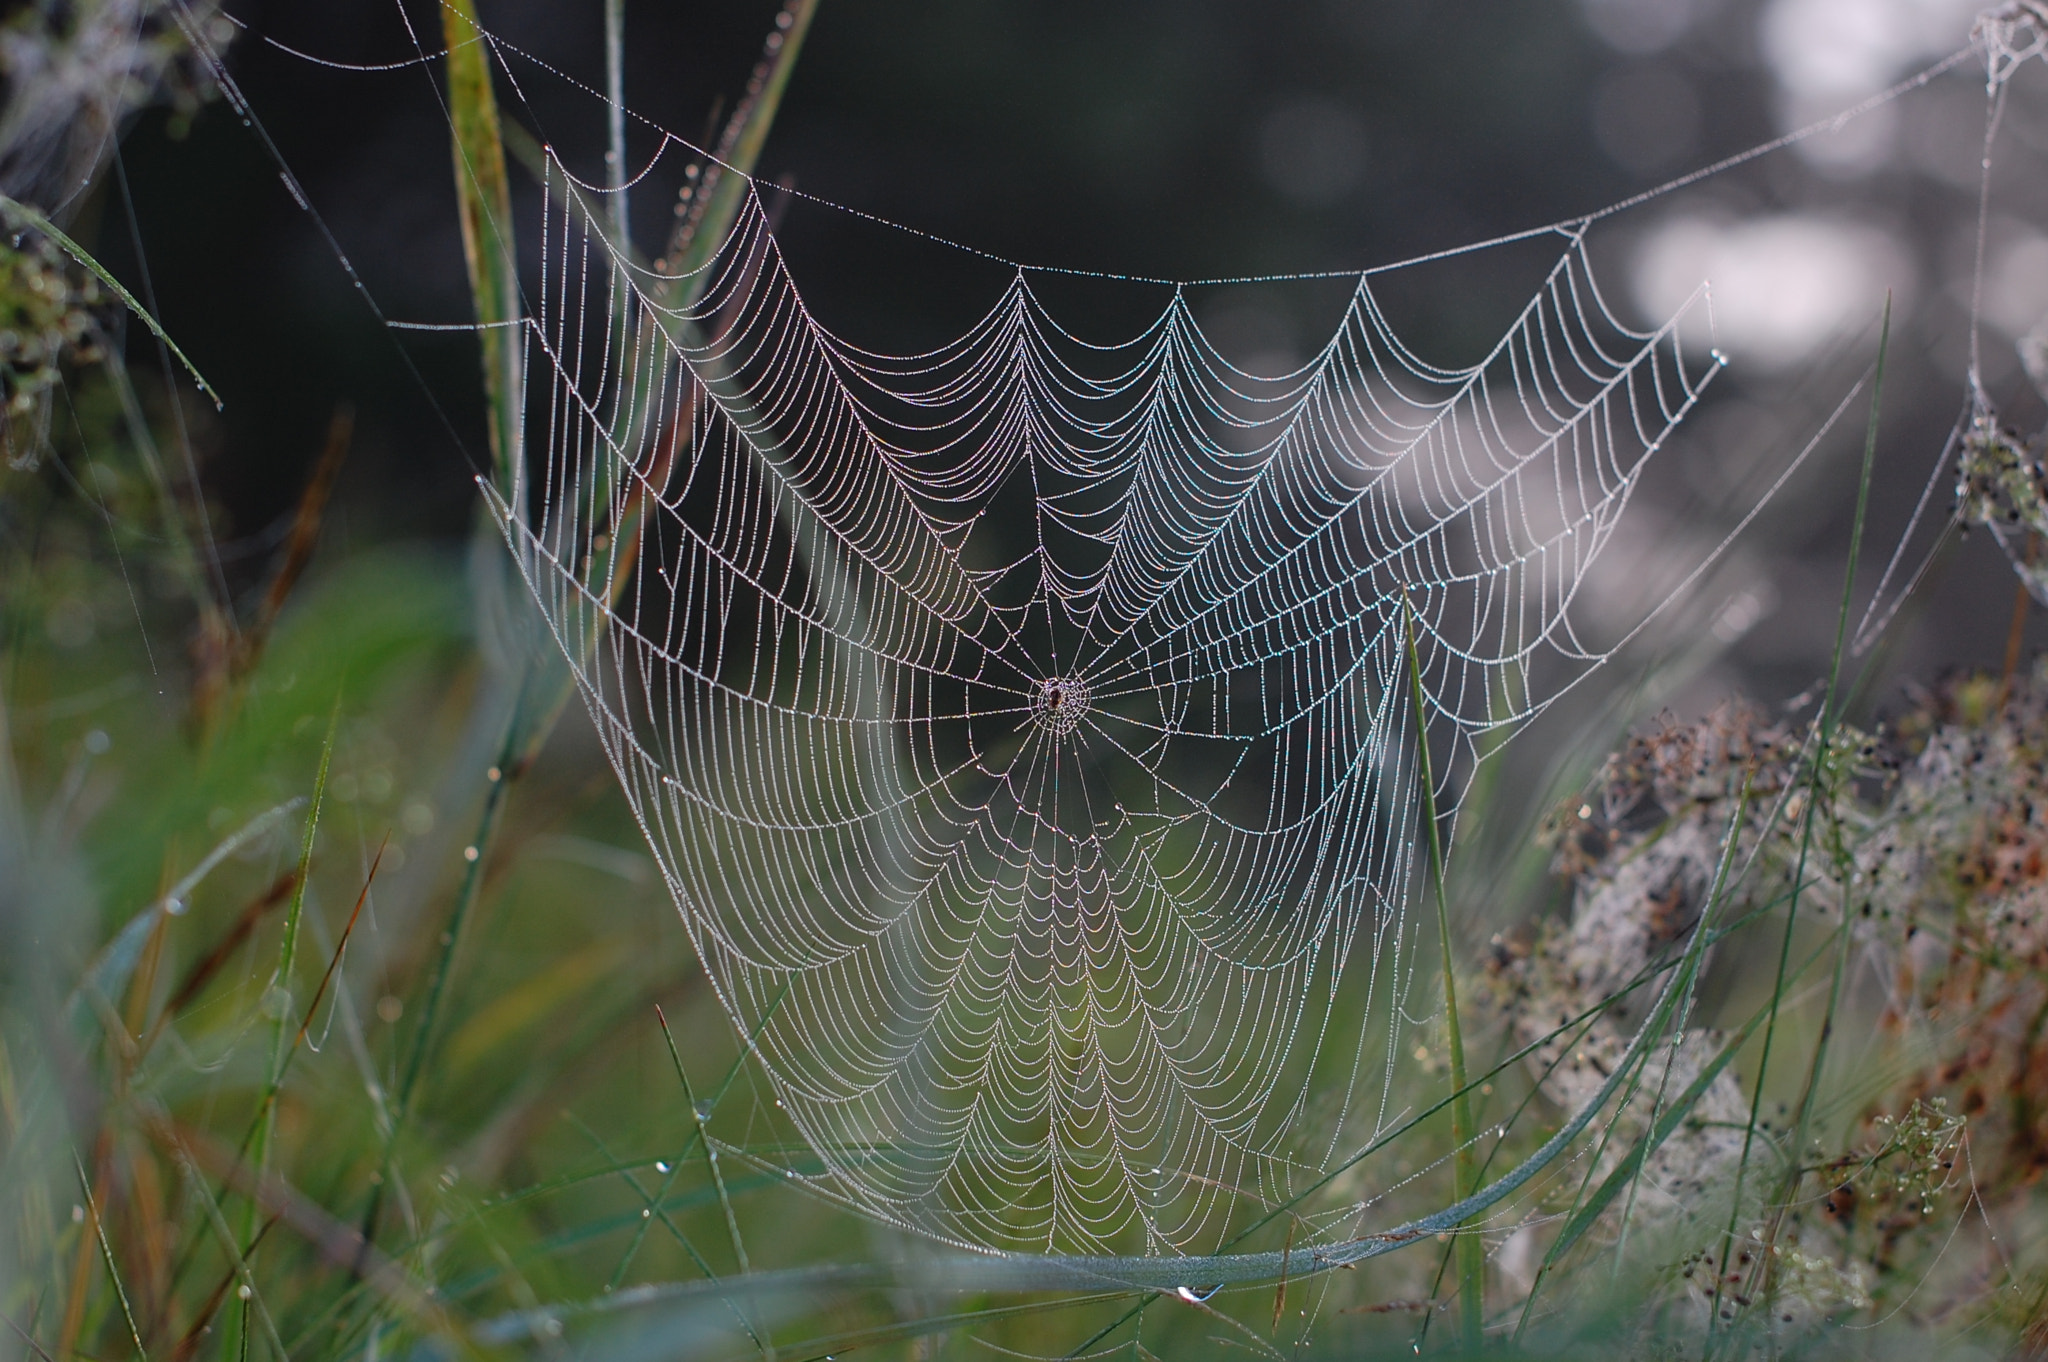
left=1031, top=675, right=1092, bottom=739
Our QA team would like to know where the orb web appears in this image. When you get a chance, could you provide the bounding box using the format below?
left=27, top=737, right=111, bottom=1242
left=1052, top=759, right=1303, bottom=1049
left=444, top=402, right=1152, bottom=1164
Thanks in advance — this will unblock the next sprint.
left=491, top=154, right=1718, bottom=1256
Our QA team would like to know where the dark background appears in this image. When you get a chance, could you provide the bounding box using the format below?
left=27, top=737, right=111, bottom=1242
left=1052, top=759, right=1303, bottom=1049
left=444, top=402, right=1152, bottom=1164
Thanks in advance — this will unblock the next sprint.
left=95, top=0, right=2048, bottom=717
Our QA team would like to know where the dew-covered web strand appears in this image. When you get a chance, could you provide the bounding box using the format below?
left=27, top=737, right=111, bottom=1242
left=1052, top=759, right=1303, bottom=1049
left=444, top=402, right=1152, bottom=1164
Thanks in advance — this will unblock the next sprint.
left=406, top=0, right=1987, bottom=287
left=231, top=0, right=2048, bottom=1268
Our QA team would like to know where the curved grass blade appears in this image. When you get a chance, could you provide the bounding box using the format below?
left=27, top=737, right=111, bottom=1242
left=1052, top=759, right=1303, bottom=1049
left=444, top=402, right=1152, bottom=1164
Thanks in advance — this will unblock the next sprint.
left=439, top=0, right=522, bottom=500
left=67, top=799, right=305, bottom=1033
left=1548, top=1003, right=1768, bottom=1270
left=0, top=195, right=220, bottom=408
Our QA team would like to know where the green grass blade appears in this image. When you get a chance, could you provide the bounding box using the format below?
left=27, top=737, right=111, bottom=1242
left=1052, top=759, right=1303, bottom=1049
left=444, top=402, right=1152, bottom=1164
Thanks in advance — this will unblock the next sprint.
left=355, top=679, right=530, bottom=1272
left=393, top=685, right=524, bottom=1121
left=1545, top=786, right=1756, bottom=1271
left=600, top=982, right=791, bottom=1292
left=225, top=700, right=336, bottom=1362
left=74, top=1152, right=144, bottom=1360
left=482, top=0, right=826, bottom=778
left=775, top=1294, right=1129, bottom=1362
left=664, top=0, right=821, bottom=295
left=1710, top=298, right=1890, bottom=1351
left=389, top=2, right=557, bottom=1235
left=440, top=0, right=523, bottom=501
left=1759, top=294, right=1894, bottom=1322
left=1610, top=787, right=1754, bottom=1265
left=1401, top=589, right=1482, bottom=1347
left=451, top=0, right=828, bottom=939
left=1550, top=1005, right=1769, bottom=1269
left=1511, top=779, right=1755, bottom=1340
left=259, top=700, right=339, bottom=1101
left=656, top=1009, right=752, bottom=1280
left=161, top=1136, right=291, bottom=1362
left=0, top=195, right=220, bottom=408
left=562, top=1113, right=726, bottom=1295
left=1830, top=298, right=1893, bottom=723
left=65, top=799, right=304, bottom=1034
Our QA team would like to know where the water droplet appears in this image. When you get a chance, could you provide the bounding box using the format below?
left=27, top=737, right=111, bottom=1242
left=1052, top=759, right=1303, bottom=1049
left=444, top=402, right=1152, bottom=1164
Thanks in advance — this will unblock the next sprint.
left=655, top=1161, right=670, bottom=1173
left=237, top=1284, right=252, bottom=1300
left=641, top=1208, right=651, bottom=1219
left=694, top=1100, right=714, bottom=1123
left=164, top=896, right=187, bottom=917
left=84, top=729, right=110, bottom=755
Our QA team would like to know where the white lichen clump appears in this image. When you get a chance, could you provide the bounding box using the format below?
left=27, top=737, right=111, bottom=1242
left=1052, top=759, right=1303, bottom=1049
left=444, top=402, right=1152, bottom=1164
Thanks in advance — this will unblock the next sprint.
left=1490, top=662, right=2048, bottom=1339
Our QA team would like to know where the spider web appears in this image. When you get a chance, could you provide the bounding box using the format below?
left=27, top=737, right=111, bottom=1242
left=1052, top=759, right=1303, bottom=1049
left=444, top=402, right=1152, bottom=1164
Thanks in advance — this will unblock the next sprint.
left=488, top=142, right=1719, bottom=1256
